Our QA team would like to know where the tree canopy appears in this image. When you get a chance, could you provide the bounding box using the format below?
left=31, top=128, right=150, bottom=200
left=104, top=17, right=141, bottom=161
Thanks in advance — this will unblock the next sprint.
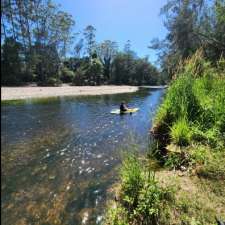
left=149, top=0, right=225, bottom=79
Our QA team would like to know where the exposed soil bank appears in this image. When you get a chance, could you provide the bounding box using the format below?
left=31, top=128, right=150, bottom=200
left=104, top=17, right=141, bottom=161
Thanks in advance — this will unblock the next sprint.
left=1, top=85, right=139, bottom=101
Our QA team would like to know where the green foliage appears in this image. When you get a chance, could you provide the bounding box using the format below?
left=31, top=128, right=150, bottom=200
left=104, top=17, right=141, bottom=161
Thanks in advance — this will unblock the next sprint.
left=83, top=25, right=96, bottom=57
left=105, top=206, right=129, bottom=225
left=1, top=38, right=23, bottom=85
left=60, top=66, right=75, bottom=83
left=107, top=152, right=175, bottom=225
left=112, top=53, right=159, bottom=85
left=155, top=53, right=225, bottom=149
left=96, top=40, right=118, bottom=79
left=120, top=152, right=144, bottom=211
left=164, top=153, right=185, bottom=169
left=170, top=118, right=192, bottom=146
left=151, top=0, right=225, bottom=79
left=1, top=0, right=75, bottom=86
left=45, top=77, right=62, bottom=87
left=136, top=172, right=161, bottom=224
left=155, top=75, right=200, bottom=127
left=193, top=147, right=225, bottom=180
left=72, top=58, right=104, bottom=85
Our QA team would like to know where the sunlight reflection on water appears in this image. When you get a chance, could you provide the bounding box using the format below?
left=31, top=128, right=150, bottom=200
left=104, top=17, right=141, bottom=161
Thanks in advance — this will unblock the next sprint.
left=1, top=88, right=164, bottom=225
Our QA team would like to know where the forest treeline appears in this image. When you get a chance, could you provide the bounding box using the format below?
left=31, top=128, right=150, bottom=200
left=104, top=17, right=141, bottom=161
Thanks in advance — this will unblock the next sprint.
left=149, top=0, right=225, bottom=78
left=1, top=0, right=162, bottom=86
left=1, top=0, right=224, bottom=87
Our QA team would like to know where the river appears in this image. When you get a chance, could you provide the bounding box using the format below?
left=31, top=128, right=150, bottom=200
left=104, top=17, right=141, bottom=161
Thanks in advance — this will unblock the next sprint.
left=1, top=88, right=165, bottom=225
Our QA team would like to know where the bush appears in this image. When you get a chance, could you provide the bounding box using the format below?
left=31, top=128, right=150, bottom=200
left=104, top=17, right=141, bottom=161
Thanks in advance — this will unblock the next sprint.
left=72, top=59, right=104, bottom=85
left=38, top=77, right=62, bottom=87
left=154, top=75, right=201, bottom=128
left=136, top=172, right=161, bottom=224
left=60, top=67, right=75, bottom=83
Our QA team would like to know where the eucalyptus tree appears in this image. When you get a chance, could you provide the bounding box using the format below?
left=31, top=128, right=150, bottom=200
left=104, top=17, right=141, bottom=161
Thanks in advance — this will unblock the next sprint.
left=1, top=0, right=75, bottom=85
left=149, top=0, right=225, bottom=78
left=74, top=38, right=84, bottom=58
left=96, top=40, right=118, bottom=79
left=83, top=25, right=96, bottom=57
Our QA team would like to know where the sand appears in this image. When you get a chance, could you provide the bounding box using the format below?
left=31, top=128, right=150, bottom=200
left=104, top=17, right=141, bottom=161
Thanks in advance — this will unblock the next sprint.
left=1, top=85, right=139, bottom=101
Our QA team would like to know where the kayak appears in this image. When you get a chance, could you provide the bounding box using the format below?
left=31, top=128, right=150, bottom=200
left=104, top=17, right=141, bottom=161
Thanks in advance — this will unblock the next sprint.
left=110, top=108, right=139, bottom=114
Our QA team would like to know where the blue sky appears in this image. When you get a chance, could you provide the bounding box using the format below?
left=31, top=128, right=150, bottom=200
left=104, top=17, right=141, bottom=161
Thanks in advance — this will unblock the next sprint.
left=54, top=0, right=168, bottom=64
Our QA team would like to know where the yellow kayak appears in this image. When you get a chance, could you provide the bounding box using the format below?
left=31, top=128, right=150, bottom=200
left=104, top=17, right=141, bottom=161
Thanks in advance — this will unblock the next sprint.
left=110, top=108, right=139, bottom=114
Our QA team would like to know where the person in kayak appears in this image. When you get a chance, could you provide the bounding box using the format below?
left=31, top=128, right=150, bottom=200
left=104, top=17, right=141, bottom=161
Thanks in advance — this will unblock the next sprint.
left=120, top=102, right=129, bottom=113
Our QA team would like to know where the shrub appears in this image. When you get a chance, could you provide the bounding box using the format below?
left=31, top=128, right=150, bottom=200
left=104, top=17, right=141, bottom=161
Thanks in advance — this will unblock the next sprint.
left=45, top=77, right=62, bottom=86
left=154, top=74, right=201, bottom=128
left=105, top=206, right=129, bottom=225
left=72, top=59, right=104, bottom=85
left=60, top=67, right=75, bottom=83
left=136, top=172, right=161, bottom=224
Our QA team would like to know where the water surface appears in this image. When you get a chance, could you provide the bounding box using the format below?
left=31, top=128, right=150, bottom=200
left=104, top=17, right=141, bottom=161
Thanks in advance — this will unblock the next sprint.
left=1, top=88, right=164, bottom=225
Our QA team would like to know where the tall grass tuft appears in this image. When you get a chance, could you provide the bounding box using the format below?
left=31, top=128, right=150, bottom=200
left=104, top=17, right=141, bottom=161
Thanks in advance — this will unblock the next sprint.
left=106, top=152, right=175, bottom=225
left=120, top=152, right=144, bottom=212
left=170, top=117, right=192, bottom=146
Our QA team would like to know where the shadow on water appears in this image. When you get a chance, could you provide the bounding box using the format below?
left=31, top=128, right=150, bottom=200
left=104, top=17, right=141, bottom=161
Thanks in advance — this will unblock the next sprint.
left=1, top=88, right=165, bottom=225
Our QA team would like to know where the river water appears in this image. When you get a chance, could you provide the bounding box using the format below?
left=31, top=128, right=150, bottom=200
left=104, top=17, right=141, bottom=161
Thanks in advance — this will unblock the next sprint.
left=1, top=88, right=164, bottom=225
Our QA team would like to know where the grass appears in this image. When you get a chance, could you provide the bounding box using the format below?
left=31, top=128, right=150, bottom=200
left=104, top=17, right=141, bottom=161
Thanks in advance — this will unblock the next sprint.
left=105, top=51, right=225, bottom=225
left=105, top=149, right=225, bottom=225
left=105, top=151, right=175, bottom=225
left=154, top=52, right=225, bottom=149
left=170, top=117, right=192, bottom=146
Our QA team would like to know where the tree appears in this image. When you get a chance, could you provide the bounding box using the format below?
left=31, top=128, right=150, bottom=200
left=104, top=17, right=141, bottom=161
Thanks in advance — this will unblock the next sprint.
left=111, top=53, right=159, bottom=85
left=73, top=56, right=103, bottom=86
left=83, top=25, right=96, bottom=57
left=74, top=38, right=84, bottom=58
left=124, top=40, right=138, bottom=58
left=149, top=0, right=225, bottom=79
left=1, top=37, right=23, bottom=85
left=1, top=0, right=75, bottom=86
left=97, top=40, right=118, bottom=80
left=135, top=58, right=159, bottom=85
left=34, top=43, right=61, bottom=85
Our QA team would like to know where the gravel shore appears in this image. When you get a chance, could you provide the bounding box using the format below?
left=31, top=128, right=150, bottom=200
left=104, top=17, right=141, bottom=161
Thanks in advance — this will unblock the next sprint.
left=1, top=85, right=139, bottom=101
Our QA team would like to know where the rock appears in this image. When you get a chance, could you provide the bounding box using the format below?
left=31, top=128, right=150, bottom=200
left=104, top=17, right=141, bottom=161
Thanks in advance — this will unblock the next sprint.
left=180, top=166, right=187, bottom=171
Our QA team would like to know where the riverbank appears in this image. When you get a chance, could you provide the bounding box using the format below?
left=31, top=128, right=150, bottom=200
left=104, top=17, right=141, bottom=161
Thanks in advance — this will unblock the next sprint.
left=105, top=53, right=225, bottom=225
left=1, top=85, right=139, bottom=101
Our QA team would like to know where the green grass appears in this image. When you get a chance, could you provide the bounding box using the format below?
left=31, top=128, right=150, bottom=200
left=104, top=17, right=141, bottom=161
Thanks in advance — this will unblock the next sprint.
left=154, top=51, right=225, bottom=150
left=170, top=117, right=192, bottom=146
left=154, top=53, right=225, bottom=169
left=105, top=52, right=225, bottom=225
left=105, top=152, right=175, bottom=225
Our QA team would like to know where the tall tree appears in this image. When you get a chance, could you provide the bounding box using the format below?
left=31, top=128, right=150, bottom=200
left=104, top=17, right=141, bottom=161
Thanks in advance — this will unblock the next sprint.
left=83, top=25, right=96, bottom=57
left=1, top=37, right=23, bottom=85
left=97, top=40, right=118, bottom=79
left=74, top=38, right=84, bottom=58
left=1, top=0, right=75, bottom=85
left=149, top=0, right=225, bottom=78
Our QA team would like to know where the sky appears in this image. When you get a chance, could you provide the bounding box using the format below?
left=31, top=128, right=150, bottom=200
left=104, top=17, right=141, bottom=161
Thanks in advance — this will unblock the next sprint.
left=54, top=0, right=168, bottom=65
